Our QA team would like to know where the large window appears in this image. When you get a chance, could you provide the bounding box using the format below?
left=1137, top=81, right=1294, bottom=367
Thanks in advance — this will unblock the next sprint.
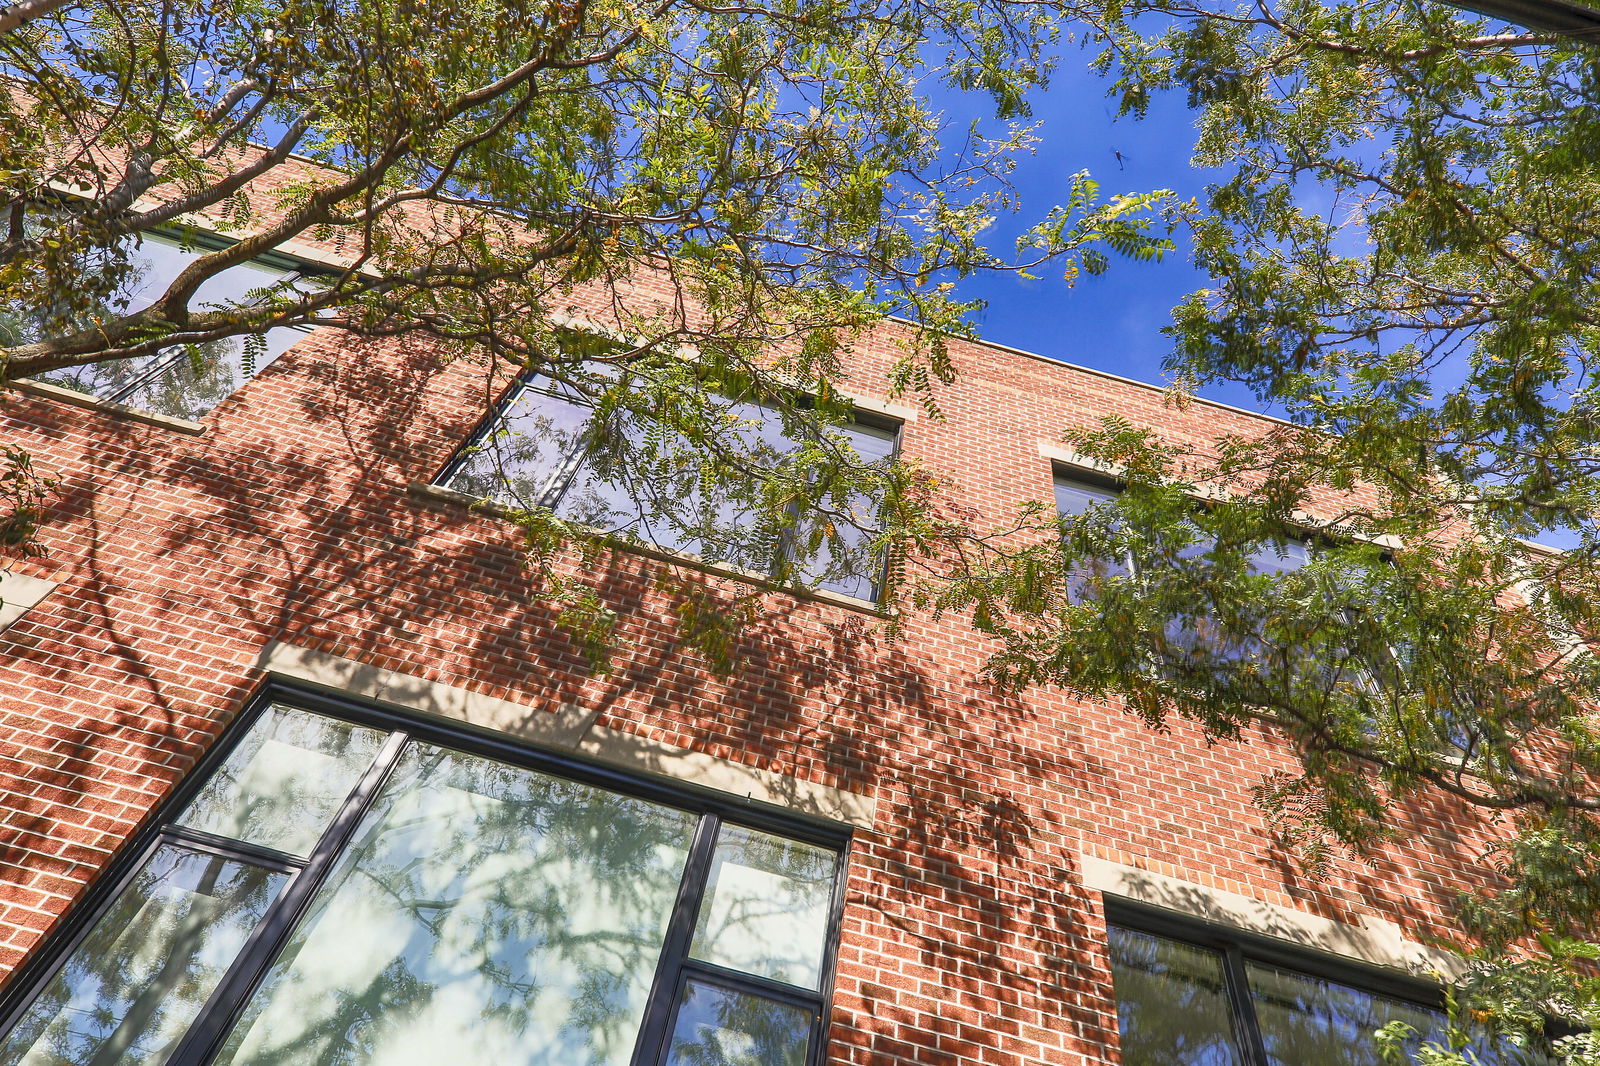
left=8, top=228, right=317, bottom=422
left=441, top=370, right=899, bottom=602
left=1106, top=913, right=1542, bottom=1066
left=0, top=694, right=846, bottom=1066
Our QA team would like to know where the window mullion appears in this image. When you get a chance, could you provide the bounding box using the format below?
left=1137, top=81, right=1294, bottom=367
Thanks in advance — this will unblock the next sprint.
left=1222, top=944, right=1272, bottom=1066
left=630, top=812, right=723, bottom=1066
left=104, top=348, right=188, bottom=404
left=674, top=958, right=826, bottom=1008
left=159, top=824, right=306, bottom=873
left=168, top=728, right=411, bottom=1066
left=539, top=412, right=597, bottom=508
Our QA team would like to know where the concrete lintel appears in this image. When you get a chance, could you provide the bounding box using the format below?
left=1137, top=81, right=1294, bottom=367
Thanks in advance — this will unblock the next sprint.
left=0, top=572, right=59, bottom=634
left=255, top=640, right=877, bottom=829
left=834, top=389, right=919, bottom=423
left=1081, top=855, right=1466, bottom=979
left=1037, top=440, right=1126, bottom=479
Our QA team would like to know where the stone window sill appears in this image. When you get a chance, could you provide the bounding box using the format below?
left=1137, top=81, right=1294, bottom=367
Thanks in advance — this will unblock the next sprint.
left=10, top=379, right=207, bottom=435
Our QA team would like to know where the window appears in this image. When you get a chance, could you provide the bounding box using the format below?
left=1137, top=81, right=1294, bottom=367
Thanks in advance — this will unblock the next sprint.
left=9, top=228, right=318, bottom=422
left=1053, top=470, right=1311, bottom=657
left=1105, top=913, right=1540, bottom=1066
left=0, top=695, right=846, bottom=1066
left=442, top=369, right=899, bottom=602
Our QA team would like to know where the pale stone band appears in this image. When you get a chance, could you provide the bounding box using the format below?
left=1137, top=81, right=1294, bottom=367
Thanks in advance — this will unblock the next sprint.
left=0, top=571, right=59, bottom=634
left=1080, top=854, right=1466, bottom=978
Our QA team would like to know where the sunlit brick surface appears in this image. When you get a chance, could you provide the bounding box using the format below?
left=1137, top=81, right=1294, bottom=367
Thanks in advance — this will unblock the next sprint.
left=0, top=314, right=1499, bottom=1066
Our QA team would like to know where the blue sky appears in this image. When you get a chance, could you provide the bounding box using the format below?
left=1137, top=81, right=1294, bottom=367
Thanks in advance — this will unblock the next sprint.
left=931, top=49, right=1272, bottom=415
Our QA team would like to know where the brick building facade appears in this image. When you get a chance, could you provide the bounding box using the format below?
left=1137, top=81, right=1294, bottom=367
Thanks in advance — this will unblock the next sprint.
left=0, top=267, right=1512, bottom=1065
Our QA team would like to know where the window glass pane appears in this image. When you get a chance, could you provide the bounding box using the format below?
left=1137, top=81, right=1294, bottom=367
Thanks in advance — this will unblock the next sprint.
left=446, top=378, right=597, bottom=506
left=446, top=369, right=897, bottom=600
left=1054, top=474, right=1132, bottom=599
left=1053, top=475, right=1120, bottom=518
left=1107, top=926, right=1245, bottom=1066
left=188, top=254, right=296, bottom=310
left=1168, top=534, right=1311, bottom=660
left=793, top=420, right=898, bottom=601
left=37, top=351, right=175, bottom=405
left=0, top=844, right=286, bottom=1066
left=175, top=705, right=386, bottom=858
left=26, top=231, right=302, bottom=417
left=1247, top=539, right=1311, bottom=577
left=1246, top=961, right=1447, bottom=1066
left=664, top=980, right=812, bottom=1066
left=211, top=740, right=698, bottom=1066
left=688, top=824, right=837, bottom=990
left=111, top=327, right=308, bottom=422
left=102, top=231, right=206, bottom=317
left=5, top=227, right=198, bottom=353
left=559, top=398, right=791, bottom=570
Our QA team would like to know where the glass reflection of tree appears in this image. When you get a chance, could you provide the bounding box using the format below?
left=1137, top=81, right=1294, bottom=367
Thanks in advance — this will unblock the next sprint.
left=560, top=398, right=795, bottom=575
left=14, top=225, right=304, bottom=420
left=114, top=339, right=255, bottom=422
left=0, top=847, right=284, bottom=1066
left=212, top=743, right=698, bottom=1066
left=1107, top=928, right=1244, bottom=1066
left=1242, top=964, right=1545, bottom=1066
left=450, top=407, right=588, bottom=509
left=451, top=375, right=891, bottom=594
left=176, top=706, right=384, bottom=859
left=665, top=983, right=809, bottom=1066
left=20, top=235, right=171, bottom=400
left=691, top=827, right=835, bottom=989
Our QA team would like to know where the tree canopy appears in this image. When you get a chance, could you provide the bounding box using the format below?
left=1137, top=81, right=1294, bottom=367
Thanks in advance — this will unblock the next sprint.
left=6, top=0, right=1600, bottom=1061
left=0, top=0, right=1173, bottom=636
left=923, top=1, right=1600, bottom=1060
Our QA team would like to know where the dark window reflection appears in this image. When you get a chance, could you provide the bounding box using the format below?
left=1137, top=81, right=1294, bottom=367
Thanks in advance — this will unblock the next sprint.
left=1110, top=925, right=1548, bottom=1066
left=0, top=846, right=286, bottom=1066
left=1167, top=536, right=1311, bottom=661
left=16, top=230, right=313, bottom=420
left=446, top=373, right=898, bottom=599
left=664, top=981, right=811, bottom=1066
left=1247, top=962, right=1455, bottom=1066
left=1107, top=927, right=1245, bottom=1066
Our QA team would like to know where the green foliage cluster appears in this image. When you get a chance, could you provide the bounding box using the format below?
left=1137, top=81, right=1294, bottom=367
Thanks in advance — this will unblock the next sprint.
left=916, top=0, right=1600, bottom=1058
left=0, top=0, right=1173, bottom=671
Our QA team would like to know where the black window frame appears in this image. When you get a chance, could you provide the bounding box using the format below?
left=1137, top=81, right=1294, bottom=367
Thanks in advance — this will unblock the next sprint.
left=438, top=364, right=904, bottom=603
left=1105, top=898, right=1458, bottom=1066
left=0, top=681, right=852, bottom=1066
left=15, top=213, right=324, bottom=417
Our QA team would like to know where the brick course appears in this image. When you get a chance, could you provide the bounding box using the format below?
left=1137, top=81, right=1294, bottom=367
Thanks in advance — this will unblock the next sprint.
left=0, top=307, right=1503, bottom=1064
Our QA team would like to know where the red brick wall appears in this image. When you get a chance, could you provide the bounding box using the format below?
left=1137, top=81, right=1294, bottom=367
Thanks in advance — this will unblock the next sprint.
left=0, top=314, right=1501, bottom=1066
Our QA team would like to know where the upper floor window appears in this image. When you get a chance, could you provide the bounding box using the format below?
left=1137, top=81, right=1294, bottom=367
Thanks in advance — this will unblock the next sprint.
left=0, top=697, right=846, bottom=1066
left=1053, top=469, right=1310, bottom=658
left=1053, top=469, right=1311, bottom=577
left=1107, top=917, right=1541, bottom=1066
left=7, top=228, right=318, bottom=422
left=442, top=367, right=900, bottom=602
